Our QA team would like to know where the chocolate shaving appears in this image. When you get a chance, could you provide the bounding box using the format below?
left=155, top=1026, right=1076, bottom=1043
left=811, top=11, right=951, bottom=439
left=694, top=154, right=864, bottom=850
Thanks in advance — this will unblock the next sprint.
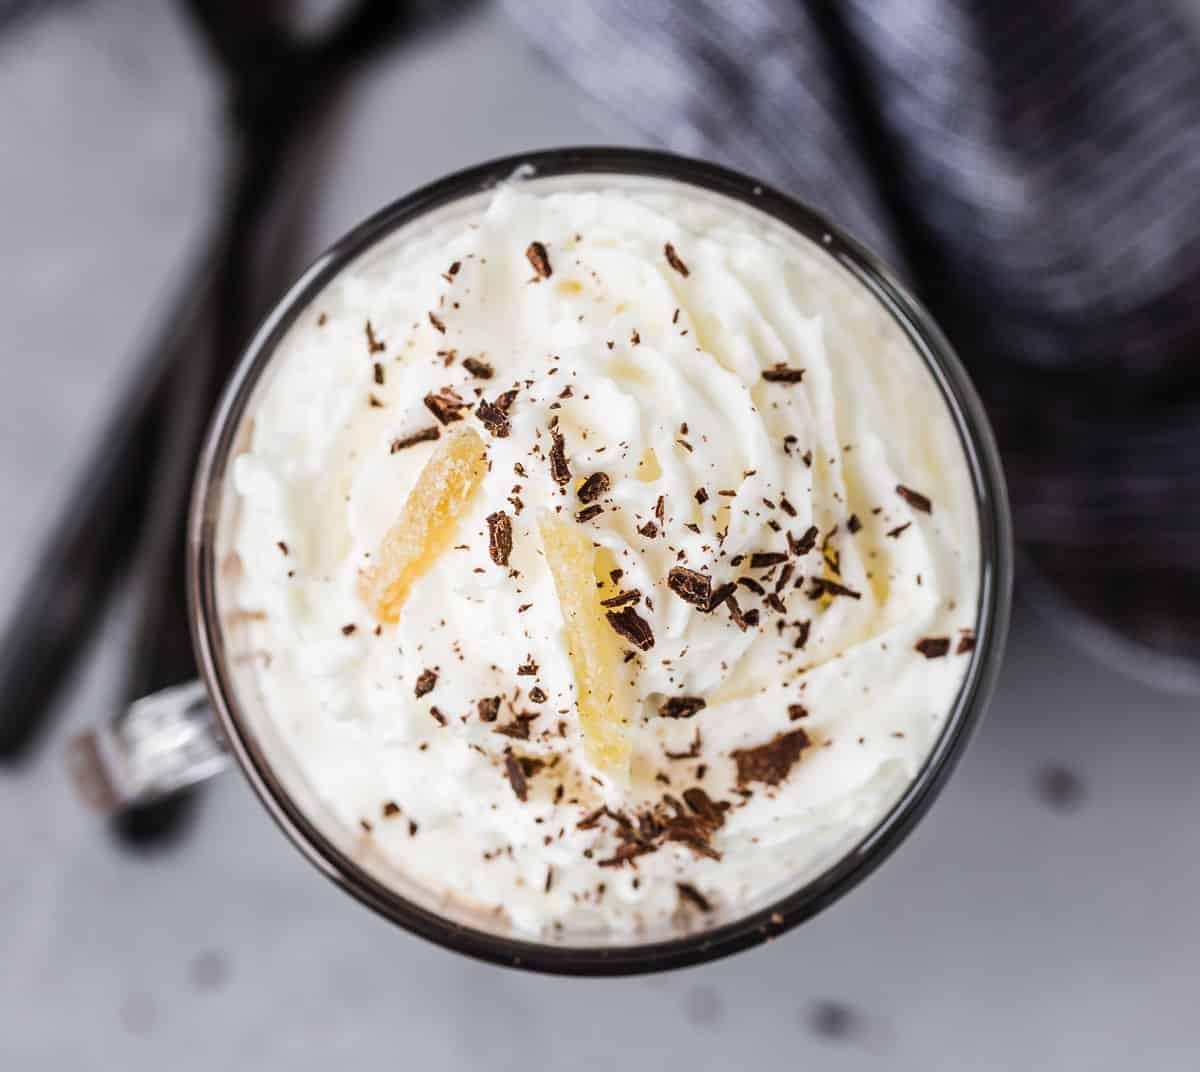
left=575, top=504, right=603, bottom=523
left=548, top=430, right=571, bottom=485
left=577, top=471, right=610, bottom=504
left=429, top=707, right=447, bottom=727
left=476, top=398, right=510, bottom=437
left=788, top=703, right=808, bottom=721
left=765, top=592, right=787, bottom=615
left=391, top=426, right=440, bottom=453
left=477, top=696, right=501, bottom=722
left=495, top=388, right=518, bottom=414
left=638, top=521, right=658, bottom=538
left=677, top=882, right=711, bottom=912
left=667, top=566, right=713, bottom=609
left=750, top=551, right=789, bottom=569
left=660, top=696, right=706, bottom=719
left=957, top=630, right=977, bottom=654
left=807, top=577, right=862, bottom=600
left=487, top=511, right=513, bottom=566
left=365, top=320, right=386, bottom=353
left=414, top=668, right=438, bottom=698
left=528, top=686, right=547, bottom=703
left=341, top=624, right=357, bottom=636
left=525, top=241, right=552, bottom=279
left=788, top=525, right=820, bottom=556
left=793, top=620, right=811, bottom=649
left=887, top=522, right=911, bottom=539
left=504, top=753, right=529, bottom=801
left=600, top=589, right=642, bottom=608
left=847, top=514, right=862, bottom=534
left=915, top=636, right=951, bottom=659
left=495, top=713, right=538, bottom=739
left=382, top=801, right=401, bottom=818
left=462, top=356, right=493, bottom=379
left=695, top=487, right=709, bottom=505
left=663, top=242, right=690, bottom=277
left=738, top=577, right=766, bottom=596
left=774, top=562, right=795, bottom=593
left=725, top=594, right=759, bottom=631
left=732, top=728, right=811, bottom=787
left=373, top=362, right=385, bottom=386
left=655, top=495, right=666, bottom=522
left=762, top=364, right=805, bottom=383
left=428, top=311, right=446, bottom=334
left=896, top=484, right=933, bottom=513
left=517, top=658, right=538, bottom=676
left=707, top=581, right=737, bottom=612
left=606, top=606, right=655, bottom=651
left=423, top=389, right=466, bottom=425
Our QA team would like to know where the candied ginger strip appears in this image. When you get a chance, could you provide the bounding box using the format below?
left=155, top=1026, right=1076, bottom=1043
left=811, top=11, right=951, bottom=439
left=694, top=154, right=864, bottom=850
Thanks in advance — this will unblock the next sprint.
left=361, top=427, right=488, bottom=623
left=539, top=517, right=631, bottom=780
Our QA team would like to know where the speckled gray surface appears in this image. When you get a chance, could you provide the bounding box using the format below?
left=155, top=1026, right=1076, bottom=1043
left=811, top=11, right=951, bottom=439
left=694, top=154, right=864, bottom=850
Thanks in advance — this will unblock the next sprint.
left=2, top=3, right=1199, bottom=1069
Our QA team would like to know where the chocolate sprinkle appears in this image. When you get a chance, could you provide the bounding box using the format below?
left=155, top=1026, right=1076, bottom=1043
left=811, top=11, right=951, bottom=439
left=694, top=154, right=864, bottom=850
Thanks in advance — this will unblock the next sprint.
left=663, top=242, right=690, bottom=277
left=788, top=525, right=820, bottom=556
left=462, top=356, right=493, bottom=379
left=606, top=606, right=655, bottom=651
left=761, top=364, right=805, bottom=383
left=526, top=241, right=552, bottom=279
left=915, top=636, right=951, bottom=658
left=487, top=511, right=513, bottom=566
left=504, top=753, right=529, bottom=801
left=577, top=471, right=610, bottom=504
left=549, top=430, right=571, bottom=485
left=364, top=320, right=386, bottom=354
left=391, top=426, right=440, bottom=452
left=750, top=551, right=789, bottom=569
left=414, top=668, right=438, bottom=698
left=667, top=566, right=713, bottom=609
left=732, top=728, right=811, bottom=787
left=600, top=589, right=642, bottom=608
left=423, top=389, right=466, bottom=425
left=477, top=696, right=501, bottom=722
left=476, top=398, right=511, bottom=437
left=807, top=577, right=862, bottom=600
left=896, top=484, right=933, bottom=513
left=660, top=696, right=706, bottom=719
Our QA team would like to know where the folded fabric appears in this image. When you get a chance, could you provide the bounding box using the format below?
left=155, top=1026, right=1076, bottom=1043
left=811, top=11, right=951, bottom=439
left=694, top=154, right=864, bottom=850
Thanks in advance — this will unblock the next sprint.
left=505, top=0, right=1200, bottom=693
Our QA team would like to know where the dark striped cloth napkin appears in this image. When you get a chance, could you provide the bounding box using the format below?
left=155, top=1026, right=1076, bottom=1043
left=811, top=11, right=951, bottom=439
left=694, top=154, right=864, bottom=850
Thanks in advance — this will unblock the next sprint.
left=505, top=0, right=1200, bottom=693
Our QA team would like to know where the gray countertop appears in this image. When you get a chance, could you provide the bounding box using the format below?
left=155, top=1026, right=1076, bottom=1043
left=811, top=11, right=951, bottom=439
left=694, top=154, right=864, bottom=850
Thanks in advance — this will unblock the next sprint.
left=2, top=3, right=1198, bottom=1068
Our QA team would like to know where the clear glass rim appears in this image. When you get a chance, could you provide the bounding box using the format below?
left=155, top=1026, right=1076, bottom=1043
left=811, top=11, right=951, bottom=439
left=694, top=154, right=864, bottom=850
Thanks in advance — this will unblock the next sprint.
left=187, top=146, right=1014, bottom=976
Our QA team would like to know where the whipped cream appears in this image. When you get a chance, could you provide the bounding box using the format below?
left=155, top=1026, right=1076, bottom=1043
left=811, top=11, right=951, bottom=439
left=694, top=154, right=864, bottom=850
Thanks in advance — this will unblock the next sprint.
left=220, top=177, right=981, bottom=941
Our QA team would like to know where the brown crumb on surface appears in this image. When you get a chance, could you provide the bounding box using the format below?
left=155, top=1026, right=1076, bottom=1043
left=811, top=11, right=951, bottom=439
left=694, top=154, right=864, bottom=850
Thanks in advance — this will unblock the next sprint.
left=915, top=636, right=951, bottom=658
left=664, top=242, right=690, bottom=277
left=896, top=484, right=933, bottom=513
left=423, top=389, right=467, bottom=425
left=462, top=356, right=493, bottom=379
left=391, top=426, right=440, bottom=453
left=365, top=320, right=386, bottom=353
left=660, top=696, right=706, bottom=719
left=577, top=471, right=610, bottom=504
left=667, top=566, right=712, bottom=609
left=476, top=398, right=511, bottom=437
left=487, top=511, right=513, bottom=566
left=414, top=668, right=438, bottom=698
left=526, top=241, right=552, bottom=279
left=847, top=514, right=862, bottom=533
left=382, top=801, right=401, bottom=818
left=477, top=696, right=501, bottom=722
left=761, top=364, right=805, bottom=384
left=606, top=606, right=655, bottom=651
left=428, top=311, right=447, bottom=334
left=341, top=624, right=357, bottom=636
left=504, top=753, right=529, bottom=801
left=732, top=728, right=811, bottom=787
left=788, top=703, right=808, bottom=721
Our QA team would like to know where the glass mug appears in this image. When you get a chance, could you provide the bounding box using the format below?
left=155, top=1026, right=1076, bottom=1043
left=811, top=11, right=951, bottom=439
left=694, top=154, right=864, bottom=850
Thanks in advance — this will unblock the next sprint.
left=68, top=148, right=1012, bottom=975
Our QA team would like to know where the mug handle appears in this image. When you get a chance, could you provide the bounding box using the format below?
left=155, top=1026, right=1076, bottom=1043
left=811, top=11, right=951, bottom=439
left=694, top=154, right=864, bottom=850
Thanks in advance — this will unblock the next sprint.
left=65, top=680, right=230, bottom=812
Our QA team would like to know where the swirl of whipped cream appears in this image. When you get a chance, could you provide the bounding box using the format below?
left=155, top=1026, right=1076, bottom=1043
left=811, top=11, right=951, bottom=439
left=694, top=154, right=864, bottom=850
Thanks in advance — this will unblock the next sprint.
left=223, top=179, right=980, bottom=938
